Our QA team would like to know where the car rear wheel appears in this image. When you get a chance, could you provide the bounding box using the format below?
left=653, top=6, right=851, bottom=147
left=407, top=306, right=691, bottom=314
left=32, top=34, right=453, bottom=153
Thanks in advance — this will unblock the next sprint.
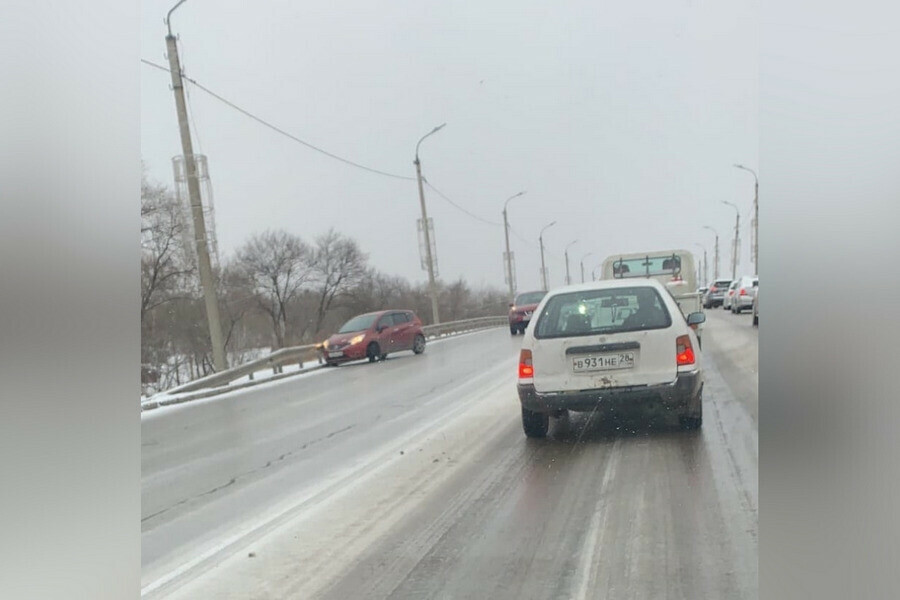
left=518, top=323, right=527, bottom=334
left=510, top=326, right=518, bottom=335
left=521, top=407, right=549, bottom=438
left=752, top=314, right=758, bottom=326
left=413, top=334, right=426, bottom=354
left=366, top=343, right=381, bottom=363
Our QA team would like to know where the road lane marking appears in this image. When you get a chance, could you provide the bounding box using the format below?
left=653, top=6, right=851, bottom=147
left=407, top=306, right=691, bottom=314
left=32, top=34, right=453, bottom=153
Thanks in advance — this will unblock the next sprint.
left=572, top=438, right=621, bottom=600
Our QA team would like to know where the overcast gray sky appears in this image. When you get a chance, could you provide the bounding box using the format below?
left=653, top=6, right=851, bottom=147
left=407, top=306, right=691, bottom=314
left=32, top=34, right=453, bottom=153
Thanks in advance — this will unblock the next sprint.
left=141, top=0, right=758, bottom=291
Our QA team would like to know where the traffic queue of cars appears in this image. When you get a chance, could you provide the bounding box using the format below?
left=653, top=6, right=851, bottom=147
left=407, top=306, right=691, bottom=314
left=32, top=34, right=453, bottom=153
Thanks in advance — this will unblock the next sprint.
left=701, top=275, right=758, bottom=324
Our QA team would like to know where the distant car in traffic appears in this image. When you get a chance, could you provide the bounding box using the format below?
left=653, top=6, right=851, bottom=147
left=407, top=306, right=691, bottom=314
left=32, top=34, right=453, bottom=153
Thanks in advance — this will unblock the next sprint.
left=730, top=275, right=759, bottom=313
left=752, top=287, right=759, bottom=326
left=703, top=278, right=732, bottom=308
left=323, top=310, right=426, bottom=365
left=516, top=278, right=705, bottom=437
left=508, top=290, right=547, bottom=334
left=722, top=280, right=739, bottom=310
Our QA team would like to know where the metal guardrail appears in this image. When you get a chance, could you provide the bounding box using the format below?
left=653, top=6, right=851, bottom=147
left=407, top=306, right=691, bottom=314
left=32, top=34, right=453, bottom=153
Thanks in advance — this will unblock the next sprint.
left=422, top=315, right=507, bottom=338
left=154, top=315, right=507, bottom=398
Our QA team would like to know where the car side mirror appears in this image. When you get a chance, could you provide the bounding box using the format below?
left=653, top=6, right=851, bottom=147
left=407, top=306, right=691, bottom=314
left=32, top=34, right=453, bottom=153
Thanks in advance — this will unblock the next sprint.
left=376, top=325, right=386, bottom=333
left=687, top=312, right=706, bottom=326
left=508, top=302, right=514, bottom=308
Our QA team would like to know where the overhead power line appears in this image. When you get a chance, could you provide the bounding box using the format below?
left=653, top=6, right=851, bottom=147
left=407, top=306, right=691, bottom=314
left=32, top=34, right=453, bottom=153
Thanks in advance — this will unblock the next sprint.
left=422, top=180, right=503, bottom=227
left=141, top=58, right=415, bottom=181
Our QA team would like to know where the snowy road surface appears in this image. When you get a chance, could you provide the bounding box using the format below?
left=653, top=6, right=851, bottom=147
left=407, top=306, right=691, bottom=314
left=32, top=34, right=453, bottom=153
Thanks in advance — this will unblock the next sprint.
left=142, top=311, right=757, bottom=599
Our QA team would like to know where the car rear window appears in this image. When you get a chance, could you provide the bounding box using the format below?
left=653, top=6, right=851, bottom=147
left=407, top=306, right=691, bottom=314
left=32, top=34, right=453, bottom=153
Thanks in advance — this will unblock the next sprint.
left=714, top=280, right=732, bottom=287
left=515, top=291, right=546, bottom=305
left=611, top=254, right=682, bottom=278
left=533, top=286, right=672, bottom=339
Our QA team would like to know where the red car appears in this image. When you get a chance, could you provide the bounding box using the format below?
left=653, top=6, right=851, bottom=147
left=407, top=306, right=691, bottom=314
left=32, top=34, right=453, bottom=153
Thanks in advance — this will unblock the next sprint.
left=323, top=310, right=426, bottom=365
left=508, top=290, right=547, bottom=335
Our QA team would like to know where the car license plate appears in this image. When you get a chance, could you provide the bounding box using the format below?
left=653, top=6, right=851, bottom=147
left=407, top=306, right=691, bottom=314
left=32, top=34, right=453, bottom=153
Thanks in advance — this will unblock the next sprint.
left=328, top=351, right=344, bottom=358
left=572, top=352, right=635, bottom=372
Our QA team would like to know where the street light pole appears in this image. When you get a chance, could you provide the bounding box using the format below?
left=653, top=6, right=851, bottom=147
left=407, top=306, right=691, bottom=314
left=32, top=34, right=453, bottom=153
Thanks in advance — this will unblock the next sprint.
left=564, top=240, right=578, bottom=285
left=414, top=123, right=446, bottom=325
left=734, top=164, right=758, bottom=274
left=502, top=191, right=526, bottom=301
left=538, top=221, right=556, bottom=290
left=722, top=201, right=740, bottom=280
left=165, top=0, right=227, bottom=372
left=579, top=252, right=593, bottom=284
left=694, top=243, right=708, bottom=287
left=703, top=225, right=720, bottom=280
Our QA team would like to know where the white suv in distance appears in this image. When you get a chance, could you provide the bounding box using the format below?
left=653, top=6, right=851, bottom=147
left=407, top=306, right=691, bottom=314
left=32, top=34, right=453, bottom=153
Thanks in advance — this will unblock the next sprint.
left=517, top=279, right=705, bottom=438
left=730, top=275, right=758, bottom=313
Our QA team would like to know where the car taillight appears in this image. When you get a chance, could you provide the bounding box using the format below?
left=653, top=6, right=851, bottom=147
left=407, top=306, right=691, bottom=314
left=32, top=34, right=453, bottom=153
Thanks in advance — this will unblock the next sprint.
left=676, top=335, right=695, bottom=366
left=740, top=288, right=747, bottom=296
left=518, top=349, right=534, bottom=378
left=709, top=286, right=716, bottom=292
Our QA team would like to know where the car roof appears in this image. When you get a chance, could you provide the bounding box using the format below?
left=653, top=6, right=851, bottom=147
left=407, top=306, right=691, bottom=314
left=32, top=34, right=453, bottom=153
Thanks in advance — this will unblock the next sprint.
left=352, top=310, right=393, bottom=318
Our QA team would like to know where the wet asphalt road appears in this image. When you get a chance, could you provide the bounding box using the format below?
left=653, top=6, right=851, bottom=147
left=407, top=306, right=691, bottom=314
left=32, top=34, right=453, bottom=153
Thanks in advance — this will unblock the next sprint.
left=144, top=309, right=758, bottom=599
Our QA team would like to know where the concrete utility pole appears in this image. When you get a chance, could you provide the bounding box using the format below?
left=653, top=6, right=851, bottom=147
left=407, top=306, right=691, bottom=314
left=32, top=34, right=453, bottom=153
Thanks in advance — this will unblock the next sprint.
left=564, top=240, right=578, bottom=286
left=539, top=221, right=556, bottom=290
left=734, top=164, right=758, bottom=274
left=502, top=191, right=526, bottom=301
left=722, top=201, right=740, bottom=280
left=414, top=123, right=445, bottom=325
left=703, top=225, right=720, bottom=280
left=579, top=252, right=593, bottom=283
left=165, top=1, right=226, bottom=372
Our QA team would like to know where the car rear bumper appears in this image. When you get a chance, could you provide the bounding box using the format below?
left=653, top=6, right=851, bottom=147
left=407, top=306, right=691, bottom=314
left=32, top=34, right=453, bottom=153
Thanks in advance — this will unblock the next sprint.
left=518, top=371, right=701, bottom=414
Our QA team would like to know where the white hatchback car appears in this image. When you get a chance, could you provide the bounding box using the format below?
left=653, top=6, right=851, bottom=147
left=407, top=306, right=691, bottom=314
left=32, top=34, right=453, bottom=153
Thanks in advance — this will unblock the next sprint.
left=517, top=279, right=705, bottom=437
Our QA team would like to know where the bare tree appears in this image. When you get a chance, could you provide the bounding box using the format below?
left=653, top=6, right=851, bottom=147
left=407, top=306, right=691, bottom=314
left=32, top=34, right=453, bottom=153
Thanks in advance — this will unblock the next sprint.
left=309, top=229, right=368, bottom=336
left=141, top=171, right=194, bottom=324
left=235, top=230, right=311, bottom=349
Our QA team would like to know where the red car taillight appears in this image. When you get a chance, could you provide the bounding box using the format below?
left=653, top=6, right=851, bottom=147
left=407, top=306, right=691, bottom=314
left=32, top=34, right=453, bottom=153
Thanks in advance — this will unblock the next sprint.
left=676, top=335, right=695, bottom=366
left=518, top=349, right=534, bottom=378
left=739, top=288, right=747, bottom=296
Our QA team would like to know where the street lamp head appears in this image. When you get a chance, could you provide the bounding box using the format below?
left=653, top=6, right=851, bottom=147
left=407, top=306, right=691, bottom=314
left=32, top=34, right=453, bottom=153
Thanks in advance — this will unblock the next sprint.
left=539, top=221, right=557, bottom=239
left=166, top=0, right=189, bottom=36
left=733, top=163, right=758, bottom=182
left=565, top=239, right=578, bottom=251
left=504, top=191, right=527, bottom=211
left=416, top=123, right=447, bottom=159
